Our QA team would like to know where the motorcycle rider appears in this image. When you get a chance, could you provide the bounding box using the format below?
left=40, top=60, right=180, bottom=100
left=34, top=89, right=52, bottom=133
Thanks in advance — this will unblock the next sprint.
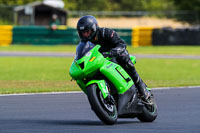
left=76, top=15, right=151, bottom=101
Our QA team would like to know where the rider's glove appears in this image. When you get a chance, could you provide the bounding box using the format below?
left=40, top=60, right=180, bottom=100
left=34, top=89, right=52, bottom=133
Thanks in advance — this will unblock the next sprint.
left=110, top=47, right=125, bottom=57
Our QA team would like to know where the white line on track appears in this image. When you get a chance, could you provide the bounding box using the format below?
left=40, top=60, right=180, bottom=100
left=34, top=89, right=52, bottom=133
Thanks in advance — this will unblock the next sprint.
left=0, top=86, right=199, bottom=97
left=0, top=91, right=82, bottom=97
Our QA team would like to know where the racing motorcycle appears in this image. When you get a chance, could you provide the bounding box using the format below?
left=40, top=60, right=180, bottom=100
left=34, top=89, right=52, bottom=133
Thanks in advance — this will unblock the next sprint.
left=69, top=41, right=158, bottom=125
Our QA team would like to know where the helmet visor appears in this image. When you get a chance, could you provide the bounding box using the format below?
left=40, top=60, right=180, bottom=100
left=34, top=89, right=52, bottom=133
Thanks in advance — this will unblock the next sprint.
left=81, top=29, right=92, bottom=38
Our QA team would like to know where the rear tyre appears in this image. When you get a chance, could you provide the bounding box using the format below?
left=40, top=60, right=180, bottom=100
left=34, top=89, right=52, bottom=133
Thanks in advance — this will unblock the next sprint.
left=137, top=93, right=158, bottom=122
left=87, top=84, right=118, bottom=125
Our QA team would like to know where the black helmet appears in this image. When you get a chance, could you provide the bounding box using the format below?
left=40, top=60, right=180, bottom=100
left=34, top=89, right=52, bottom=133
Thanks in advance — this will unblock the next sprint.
left=77, top=15, right=99, bottom=41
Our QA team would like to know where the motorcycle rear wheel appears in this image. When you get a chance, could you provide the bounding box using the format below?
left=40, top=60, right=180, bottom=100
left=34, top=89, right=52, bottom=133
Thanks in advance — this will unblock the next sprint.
left=87, top=84, right=118, bottom=125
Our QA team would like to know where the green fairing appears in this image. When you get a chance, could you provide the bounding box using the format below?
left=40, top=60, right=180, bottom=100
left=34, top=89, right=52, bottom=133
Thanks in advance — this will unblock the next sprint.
left=100, top=61, right=133, bottom=94
left=69, top=45, right=105, bottom=80
left=130, top=55, right=136, bottom=64
left=69, top=45, right=134, bottom=98
left=86, top=80, right=109, bottom=98
left=147, top=87, right=151, bottom=91
left=76, top=80, right=87, bottom=94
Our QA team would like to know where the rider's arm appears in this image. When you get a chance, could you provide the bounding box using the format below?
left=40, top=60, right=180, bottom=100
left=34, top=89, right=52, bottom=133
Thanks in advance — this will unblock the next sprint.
left=104, top=28, right=127, bottom=56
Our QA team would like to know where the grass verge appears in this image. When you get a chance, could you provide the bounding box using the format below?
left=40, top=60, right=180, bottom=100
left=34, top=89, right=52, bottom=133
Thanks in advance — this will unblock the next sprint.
left=1, top=45, right=200, bottom=55
left=0, top=57, right=200, bottom=94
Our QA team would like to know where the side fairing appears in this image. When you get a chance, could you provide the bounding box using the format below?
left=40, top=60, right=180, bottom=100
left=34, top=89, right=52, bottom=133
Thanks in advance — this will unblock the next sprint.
left=100, top=60, right=134, bottom=94
left=130, top=55, right=136, bottom=65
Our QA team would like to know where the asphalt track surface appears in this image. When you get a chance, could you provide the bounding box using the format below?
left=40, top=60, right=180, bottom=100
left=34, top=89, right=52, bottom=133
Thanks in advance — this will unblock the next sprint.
left=1, top=51, right=200, bottom=59
left=0, top=87, right=200, bottom=133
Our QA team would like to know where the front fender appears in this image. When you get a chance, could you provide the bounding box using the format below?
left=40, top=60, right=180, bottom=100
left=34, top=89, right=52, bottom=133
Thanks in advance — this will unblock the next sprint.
left=86, top=80, right=109, bottom=99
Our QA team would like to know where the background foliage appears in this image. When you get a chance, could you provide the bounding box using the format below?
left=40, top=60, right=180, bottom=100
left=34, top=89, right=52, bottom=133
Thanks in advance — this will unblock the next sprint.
left=0, top=0, right=199, bottom=24
left=63, top=0, right=176, bottom=11
left=0, top=0, right=198, bottom=12
left=0, top=0, right=196, bottom=11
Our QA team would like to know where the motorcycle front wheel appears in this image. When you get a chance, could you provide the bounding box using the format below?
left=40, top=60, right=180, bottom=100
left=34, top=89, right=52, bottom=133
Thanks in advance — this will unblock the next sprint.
left=137, top=93, right=158, bottom=122
left=87, top=84, right=118, bottom=125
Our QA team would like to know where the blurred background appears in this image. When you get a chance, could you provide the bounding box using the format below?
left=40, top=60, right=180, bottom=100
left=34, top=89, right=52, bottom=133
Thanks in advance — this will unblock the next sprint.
left=0, top=0, right=200, bottom=46
left=0, top=0, right=200, bottom=94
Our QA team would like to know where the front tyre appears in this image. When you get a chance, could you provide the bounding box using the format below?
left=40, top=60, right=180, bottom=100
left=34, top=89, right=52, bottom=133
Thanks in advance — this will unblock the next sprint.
left=137, top=93, right=158, bottom=122
left=87, top=84, right=118, bottom=125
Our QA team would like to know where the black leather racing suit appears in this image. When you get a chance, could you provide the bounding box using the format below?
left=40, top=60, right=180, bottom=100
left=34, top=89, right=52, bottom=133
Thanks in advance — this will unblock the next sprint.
left=83, top=27, right=149, bottom=98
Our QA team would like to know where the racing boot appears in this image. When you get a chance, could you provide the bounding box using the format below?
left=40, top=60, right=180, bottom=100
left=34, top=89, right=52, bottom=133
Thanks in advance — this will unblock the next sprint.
left=134, top=76, right=151, bottom=101
left=126, top=60, right=151, bottom=101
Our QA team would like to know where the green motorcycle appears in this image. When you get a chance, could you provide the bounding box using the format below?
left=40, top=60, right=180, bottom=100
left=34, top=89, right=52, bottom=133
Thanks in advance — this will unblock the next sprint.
left=69, top=41, right=158, bottom=125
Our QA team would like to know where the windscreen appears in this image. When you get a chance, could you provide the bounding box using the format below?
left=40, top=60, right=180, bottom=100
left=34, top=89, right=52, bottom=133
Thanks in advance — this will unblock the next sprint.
left=75, top=41, right=95, bottom=60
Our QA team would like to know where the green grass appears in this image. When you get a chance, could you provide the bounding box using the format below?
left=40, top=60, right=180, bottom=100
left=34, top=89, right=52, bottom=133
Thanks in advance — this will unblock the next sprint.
left=135, top=58, right=200, bottom=87
left=0, top=57, right=80, bottom=94
left=0, top=45, right=77, bottom=52
left=0, top=57, right=200, bottom=94
left=127, top=46, right=200, bottom=55
left=1, top=45, right=200, bottom=55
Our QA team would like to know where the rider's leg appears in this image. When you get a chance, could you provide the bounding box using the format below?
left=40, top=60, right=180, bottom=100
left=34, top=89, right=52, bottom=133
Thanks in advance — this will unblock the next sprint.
left=117, top=50, right=151, bottom=100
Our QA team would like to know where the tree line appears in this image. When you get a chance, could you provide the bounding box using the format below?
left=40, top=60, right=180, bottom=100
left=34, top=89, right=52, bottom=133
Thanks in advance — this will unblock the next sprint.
left=0, top=0, right=199, bottom=23
left=0, top=0, right=199, bottom=12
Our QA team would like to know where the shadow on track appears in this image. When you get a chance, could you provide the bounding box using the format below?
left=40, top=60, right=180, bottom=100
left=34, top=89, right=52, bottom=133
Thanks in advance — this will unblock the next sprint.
left=0, top=119, right=141, bottom=126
